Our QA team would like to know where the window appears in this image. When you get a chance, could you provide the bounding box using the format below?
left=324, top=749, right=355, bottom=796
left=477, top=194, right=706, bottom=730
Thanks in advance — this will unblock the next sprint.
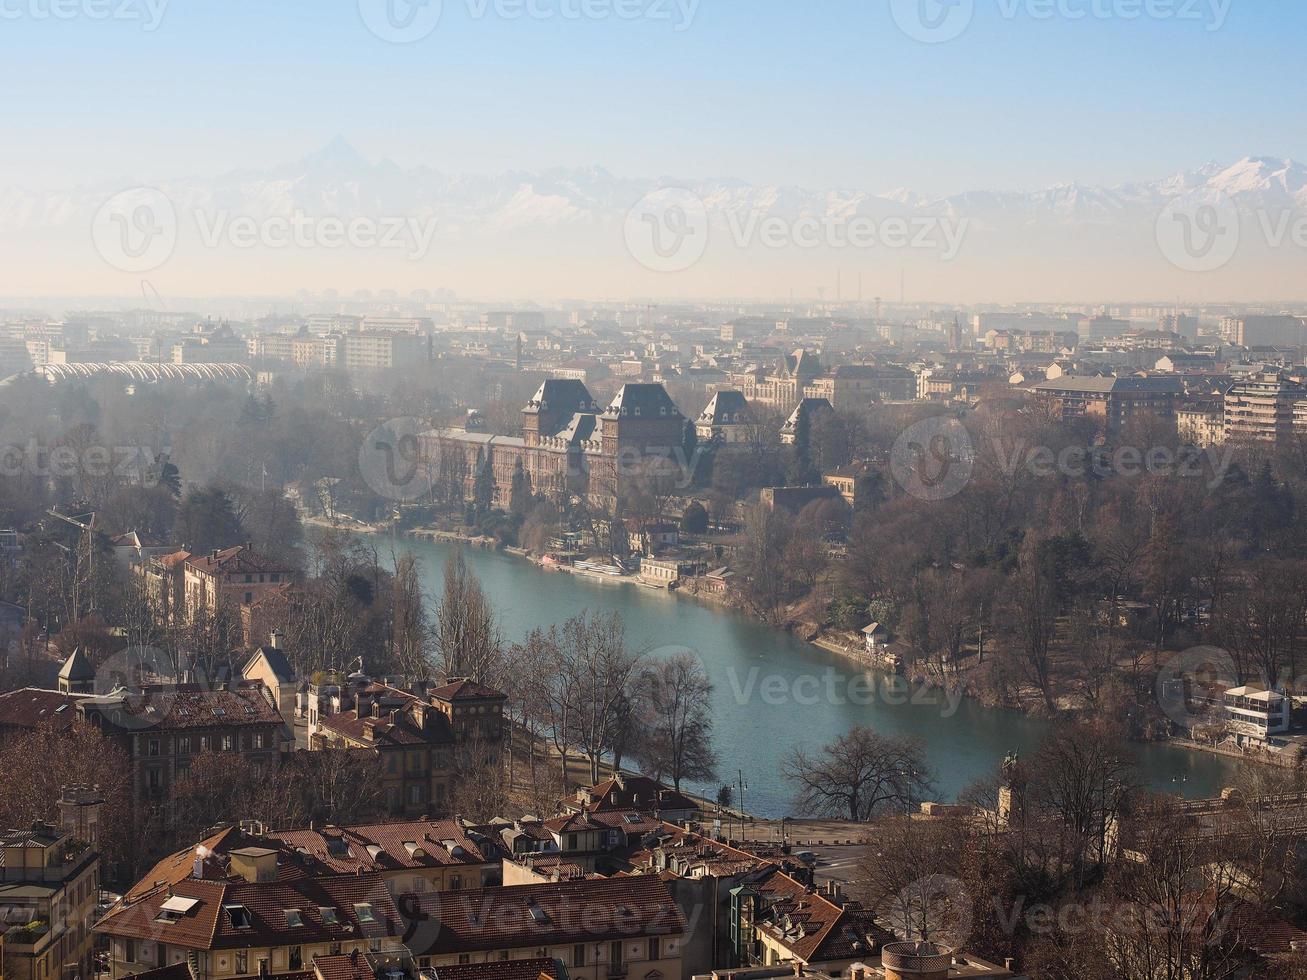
left=289, top=947, right=302, bottom=970
left=458, top=956, right=470, bottom=965
left=649, top=936, right=661, bottom=960
left=320, top=907, right=340, bottom=925
left=284, top=909, right=303, bottom=928
left=449, top=874, right=461, bottom=891
left=149, top=738, right=161, bottom=756
left=235, top=950, right=247, bottom=975
left=573, top=945, right=586, bottom=967
left=244, top=592, right=253, bottom=603
left=354, top=903, right=377, bottom=924
left=223, top=905, right=253, bottom=930
left=222, top=734, right=234, bottom=752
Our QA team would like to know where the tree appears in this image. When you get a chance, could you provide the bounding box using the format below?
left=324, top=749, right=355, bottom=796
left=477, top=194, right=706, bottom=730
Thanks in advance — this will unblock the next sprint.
left=783, top=726, right=934, bottom=821
left=736, top=504, right=796, bottom=623
left=857, top=815, right=975, bottom=946
left=1001, top=537, right=1060, bottom=710
left=432, top=548, right=501, bottom=683
left=509, top=459, right=532, bottom=518
left=560, top=612, right=641, bottom=785
left=680, top=501, right=709, bottom=535
left=636, top=652, right=716, bottom=792
left=175, top=485, right=243, bottom=554
left=1026, top=721, right=1137, bottom=880
left=472, top=449, right=496, bottom=517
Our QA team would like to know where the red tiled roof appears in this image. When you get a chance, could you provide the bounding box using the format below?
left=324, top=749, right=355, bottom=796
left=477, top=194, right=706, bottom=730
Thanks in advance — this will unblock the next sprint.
left=98, top=872, right=403, bottom=950
left=428, top=959, right=560, bottom=980
left=429, top=679, right=506, bottom=702
left=83, top=686, right=285, bottom=733
left=0, top=689, right=88, bottom=732
left=186, top=546, right=293, bottom=577
left=405, top=877, right=684, bottom=956
left=318, top=706, right=454, bottom=748
left=271, top=820, right=496, bottom=874
left=572, top=775, right=697, bottom=815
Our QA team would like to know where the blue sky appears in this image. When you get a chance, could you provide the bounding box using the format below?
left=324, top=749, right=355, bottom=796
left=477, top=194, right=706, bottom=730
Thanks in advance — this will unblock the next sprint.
left=2, top=0, right=1303, bottom=193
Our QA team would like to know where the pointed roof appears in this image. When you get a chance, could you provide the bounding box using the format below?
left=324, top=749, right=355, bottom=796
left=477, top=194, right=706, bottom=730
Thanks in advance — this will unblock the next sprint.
left=523, top=379, right=597, bottom=416
left=697, top=390, right=753, bottom=426
left=58, top=647, right=95, bottom=683
left=601, top=384, right=683, bottom=420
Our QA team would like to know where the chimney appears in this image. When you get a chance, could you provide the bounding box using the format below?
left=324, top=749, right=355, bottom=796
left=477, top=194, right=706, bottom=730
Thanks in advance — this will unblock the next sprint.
left=269, top=631, right=283, bottom=650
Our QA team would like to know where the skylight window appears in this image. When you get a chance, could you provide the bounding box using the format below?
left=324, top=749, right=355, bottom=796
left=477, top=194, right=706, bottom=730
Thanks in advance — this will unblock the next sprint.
left=284, top=909, right=303, bottom=928
left=319, top=907, right=340, bottom=925
left=354, top=902, right=377, bottom=924
left=223, top=904, right=253, bottom=929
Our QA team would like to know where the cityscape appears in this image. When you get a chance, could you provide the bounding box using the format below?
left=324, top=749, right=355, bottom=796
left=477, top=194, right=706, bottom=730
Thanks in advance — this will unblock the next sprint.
left=3, top=3, right=1307, bottom=980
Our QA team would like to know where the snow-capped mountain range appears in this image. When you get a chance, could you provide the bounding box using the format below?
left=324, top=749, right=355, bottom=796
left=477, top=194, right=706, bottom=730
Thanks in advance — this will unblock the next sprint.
left=2, top=138, right=1306, bottom=234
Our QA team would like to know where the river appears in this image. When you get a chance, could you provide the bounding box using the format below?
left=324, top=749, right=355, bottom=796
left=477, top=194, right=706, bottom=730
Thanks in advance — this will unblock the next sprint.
left=376, top=532, right=1239, bottom=818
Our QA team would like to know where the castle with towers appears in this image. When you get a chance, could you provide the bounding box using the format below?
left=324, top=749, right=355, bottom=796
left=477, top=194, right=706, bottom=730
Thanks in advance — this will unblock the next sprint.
left=419, top=379, right=688, bottom=510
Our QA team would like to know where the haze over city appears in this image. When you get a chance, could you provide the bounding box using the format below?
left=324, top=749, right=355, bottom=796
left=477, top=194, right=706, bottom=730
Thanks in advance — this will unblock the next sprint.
left=6, top=4, right=1307, bottom=980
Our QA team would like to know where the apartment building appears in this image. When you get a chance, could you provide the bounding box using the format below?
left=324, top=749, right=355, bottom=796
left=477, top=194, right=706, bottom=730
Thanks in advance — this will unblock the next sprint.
left=341, top=334, right=428, bottom=372
left=1031, top=376, right=1183, bottom=434
left=309, top=678, right=506, bottom=817
left=0, top=791, right=102, bottom=980
left=97, top=840, right=683, bottom=980
left=182, top=546, right=295, bottom=622
left=1223, top=372, right=1307, bottom=443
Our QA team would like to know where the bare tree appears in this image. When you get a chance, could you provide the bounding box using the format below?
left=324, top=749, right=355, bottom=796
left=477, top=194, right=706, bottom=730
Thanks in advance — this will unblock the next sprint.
left=856, top=815, right=974, bottom=946
left=432, top=547, right=502, bottom=683
left=560, top=611, right=641, bottom=785
left=783, top=726, right=934, bottom=821
left=635, top=652, right=716, bottom=792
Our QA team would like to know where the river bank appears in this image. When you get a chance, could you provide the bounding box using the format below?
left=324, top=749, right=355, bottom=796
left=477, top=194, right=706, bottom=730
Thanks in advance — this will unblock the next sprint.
left=311, top=519, right=1255, bottom=786
left=338, top=526, right=1240, bottom=815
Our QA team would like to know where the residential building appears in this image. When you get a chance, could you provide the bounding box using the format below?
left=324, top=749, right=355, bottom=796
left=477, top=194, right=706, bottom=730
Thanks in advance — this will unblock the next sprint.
left=0, top=675, right=286, bottom=820
left=1220, top=314, right=1306, bottom=347
left=1223, top=372, right=1307, bottom=443
left=403, top=876, right=685, bottom=978
left=1176, top=405, right=1225, bottom=447
left=182, top=546, right=295, bottom=623
left=1031, top=376, right=1184, bottom=434
left=561, top=775, right=699, bottom=823
left=239, top=634, right=298, bottom=727
left=310, top=679, right=506, bottom=817
left=0, top=790, right=102, bottom=980
left=340, top=333, right=428, bottom=372
left=98, top=847, right=682, bottom=980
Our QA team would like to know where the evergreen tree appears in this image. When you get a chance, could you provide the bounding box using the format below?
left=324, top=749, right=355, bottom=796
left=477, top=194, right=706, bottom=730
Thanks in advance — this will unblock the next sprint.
left=509, top=460, right=532, bottom=518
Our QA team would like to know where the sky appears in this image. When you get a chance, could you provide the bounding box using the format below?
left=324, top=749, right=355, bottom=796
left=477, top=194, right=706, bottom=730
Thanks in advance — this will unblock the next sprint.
left=2, top=0, right=1303, bottom=195
left=3, top=0, right=1307, bottom=303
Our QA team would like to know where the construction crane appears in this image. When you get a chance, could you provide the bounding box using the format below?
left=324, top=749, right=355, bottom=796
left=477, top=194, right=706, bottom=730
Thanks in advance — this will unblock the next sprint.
left=47, top=509, right=98, bottom=621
